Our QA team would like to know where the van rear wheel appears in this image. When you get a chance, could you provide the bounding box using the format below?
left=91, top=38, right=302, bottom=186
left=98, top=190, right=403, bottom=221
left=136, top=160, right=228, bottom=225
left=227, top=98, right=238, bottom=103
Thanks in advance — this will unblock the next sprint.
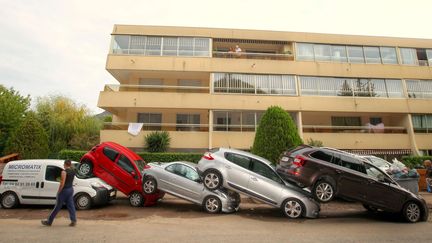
left=1, top=191, right=19, bottom=209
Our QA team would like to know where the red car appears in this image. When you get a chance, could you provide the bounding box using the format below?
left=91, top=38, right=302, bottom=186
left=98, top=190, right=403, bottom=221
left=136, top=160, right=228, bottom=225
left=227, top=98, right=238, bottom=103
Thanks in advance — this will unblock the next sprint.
left=79, top=142, right=163, bottom=207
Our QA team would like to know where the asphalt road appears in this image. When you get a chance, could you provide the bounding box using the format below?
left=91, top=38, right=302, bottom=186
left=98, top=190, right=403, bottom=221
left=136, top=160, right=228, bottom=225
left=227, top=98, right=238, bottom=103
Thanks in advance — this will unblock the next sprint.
left=0, top=195, right=431, bottom=243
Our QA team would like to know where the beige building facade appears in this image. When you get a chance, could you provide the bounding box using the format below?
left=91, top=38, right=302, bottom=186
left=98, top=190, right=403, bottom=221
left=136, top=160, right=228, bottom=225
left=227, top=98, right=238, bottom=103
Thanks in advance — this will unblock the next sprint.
left=98, top=25, right=432, bottom=156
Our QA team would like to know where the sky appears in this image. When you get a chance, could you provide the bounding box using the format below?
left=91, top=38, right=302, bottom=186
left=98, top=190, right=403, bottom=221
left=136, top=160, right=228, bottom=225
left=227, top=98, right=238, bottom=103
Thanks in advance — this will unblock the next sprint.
left=1, top=0, right=431, bottom=114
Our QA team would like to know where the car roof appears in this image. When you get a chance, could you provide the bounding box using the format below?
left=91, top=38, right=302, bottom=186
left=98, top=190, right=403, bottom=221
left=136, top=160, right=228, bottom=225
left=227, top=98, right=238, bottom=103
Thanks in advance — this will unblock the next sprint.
left=217, top=147, right=273, bottom=166
left=164, top=161, right=197, bottom=168
left=5, top=159, right=79, bottom=167
left=101, top=141, right=143, bottom=161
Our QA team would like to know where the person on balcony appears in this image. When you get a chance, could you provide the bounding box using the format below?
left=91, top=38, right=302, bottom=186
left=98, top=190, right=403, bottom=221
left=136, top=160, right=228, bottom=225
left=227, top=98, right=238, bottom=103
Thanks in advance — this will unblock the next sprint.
left=235, top=45, right=242, bottom=57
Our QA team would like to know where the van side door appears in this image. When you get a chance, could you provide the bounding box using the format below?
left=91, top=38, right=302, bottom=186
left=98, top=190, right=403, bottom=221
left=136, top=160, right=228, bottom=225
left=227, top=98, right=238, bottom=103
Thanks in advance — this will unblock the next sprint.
left=16, top=163, right=44, bottom=205
left=39, top=165, right=63, bottom=205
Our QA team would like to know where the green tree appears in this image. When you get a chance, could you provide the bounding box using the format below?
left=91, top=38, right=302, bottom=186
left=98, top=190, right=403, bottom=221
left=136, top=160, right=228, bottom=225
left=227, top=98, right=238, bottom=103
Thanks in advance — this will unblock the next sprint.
left=5, top=112, right=49, bottom=159
left=145, top=131, right=171, bottom=152
left=307, top=138, right=323, bottom=147
left=35, top=95, right=101, bottom=156
left=251, top=106, right=303, bottom=164
left=0, top=85, right=31, bottom=155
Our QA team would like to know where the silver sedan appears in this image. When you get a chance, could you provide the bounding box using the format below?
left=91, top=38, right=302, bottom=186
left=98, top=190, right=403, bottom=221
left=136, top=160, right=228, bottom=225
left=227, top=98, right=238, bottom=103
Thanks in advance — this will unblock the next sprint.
left=142, top=161, right=240, bottom=213
left=196, top=148, right=320, bottom=219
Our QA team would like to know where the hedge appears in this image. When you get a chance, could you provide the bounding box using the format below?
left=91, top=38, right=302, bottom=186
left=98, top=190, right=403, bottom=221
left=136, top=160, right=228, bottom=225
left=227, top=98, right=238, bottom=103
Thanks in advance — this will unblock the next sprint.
left=58, top=150, right=203, bottom=163
left=401, top=156, right=432, bottom=169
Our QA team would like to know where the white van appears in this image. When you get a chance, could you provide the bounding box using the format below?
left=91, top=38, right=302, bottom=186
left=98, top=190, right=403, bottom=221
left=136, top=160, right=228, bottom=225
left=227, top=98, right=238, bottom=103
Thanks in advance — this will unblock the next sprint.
left=0, top=160, right=116, bottom=210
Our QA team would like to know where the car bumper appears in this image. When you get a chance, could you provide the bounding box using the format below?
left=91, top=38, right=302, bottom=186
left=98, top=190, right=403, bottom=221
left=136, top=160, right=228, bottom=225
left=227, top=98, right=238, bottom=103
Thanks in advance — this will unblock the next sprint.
left=303, top=198, right=321, bottom=219
left=91, top=187, right=116, bottom=205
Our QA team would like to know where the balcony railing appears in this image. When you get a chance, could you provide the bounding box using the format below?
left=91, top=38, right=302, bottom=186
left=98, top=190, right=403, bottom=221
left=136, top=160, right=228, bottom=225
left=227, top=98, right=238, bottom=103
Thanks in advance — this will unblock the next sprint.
left=104, top=84, right=210, bottom=93
left=303, top=125, right=407, bottom=134
left=212, top=51, right=294, bottom=60
left=103, top=122, right=209, bottom=132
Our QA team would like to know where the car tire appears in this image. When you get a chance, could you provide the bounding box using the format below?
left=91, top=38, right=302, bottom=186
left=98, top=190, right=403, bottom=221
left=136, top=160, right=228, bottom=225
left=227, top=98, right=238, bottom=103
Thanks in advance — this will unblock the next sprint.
left=75, top=193, right=92, bottom=210
left=312, top=179, right=335, bottom=203
left=203, top=195, right=222, bottom=214
left=129, top=191, right=144, bottom=207
left=282, top=198, right=304, bottom=219
left=79, top=161, right=93, bottom=177
left=403, top=201, right=422, bottom=223
left=202, top=169, right=223, bottom=191
left=143, top=177, right=157, bottom=194
left=1, top=191, right=19, bottom=209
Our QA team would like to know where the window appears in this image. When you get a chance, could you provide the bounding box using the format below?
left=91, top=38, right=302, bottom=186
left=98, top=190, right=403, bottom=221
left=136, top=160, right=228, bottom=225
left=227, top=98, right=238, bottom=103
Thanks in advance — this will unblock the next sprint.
left=251, top=160, right=283, bottom=183
left=331, top=45, right=347, bottom=62
left=331, top=117, right=361, bottom=126
left=370, top=117, right=382, bottom=125
left=45, top=166, right=63, bottom=182
left=400, top=48, right=418, bottom=65
left=427, top=49, right=432, bottom=65
left=162, top=37, right=178, bottom=56
left=145, top=36, right=162, bottom=56
left=412, top=114, right=432, bottom=133
left=314, top=44, right=331, bottom=61
left=137, top=113, right=162, bottom=130
left=225, top=153, right=251, bottom=169
left=347, top=46, right=365, bottom=63
left=406, top=80, right=432, bottom=99
left=365, top=163, right=385, bottom=180
left=179, top=37, right=194, bottom=56
left=194, top=38, right=210, bottom=56
left=296, top=43, right=314, bottom=61
left=176, top=114, right=200, bottom=131
left=364, top=47, right=381, bottom=63
left=339, top=156, right=365, bottom=173
left=385, top=79, right=404, bottom=97
left=117, top=155, right=135, bottom=174
left=166, top=164, right=199, bottom=181
left=310, top=151, right=334, bottom=163
left=130, top=36, right=146, bottom=54
left=380, top=47, right=398, bottom=64
left=103, top=147, right=119, bottom=162
left=112, top=35, right=130, bottom=54
left=213, top=73, right=296, bottom=96
left=139, top=78, right=162, bottom=86
left=213, top=111, right=263, bottom=132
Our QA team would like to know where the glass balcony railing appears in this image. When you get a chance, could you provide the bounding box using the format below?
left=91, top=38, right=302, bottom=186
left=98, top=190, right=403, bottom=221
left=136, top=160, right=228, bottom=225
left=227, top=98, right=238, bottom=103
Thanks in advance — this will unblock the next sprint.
left=104, top=84, right=210, bottom=93
left=303, top=125, right=407, bottom=134
left=103, top=122, right=209, bottom=132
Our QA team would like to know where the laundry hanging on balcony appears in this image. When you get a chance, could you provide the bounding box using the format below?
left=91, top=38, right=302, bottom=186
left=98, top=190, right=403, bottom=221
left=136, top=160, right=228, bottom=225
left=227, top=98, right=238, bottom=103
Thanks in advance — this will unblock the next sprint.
left=128, top=123, right=144, bottom=136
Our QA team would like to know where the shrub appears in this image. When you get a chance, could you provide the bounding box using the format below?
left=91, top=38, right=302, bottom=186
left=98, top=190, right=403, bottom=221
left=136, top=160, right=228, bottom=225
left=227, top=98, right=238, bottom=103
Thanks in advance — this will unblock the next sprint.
left=57, top=150, right=202, bottom=163
left=401, top=156, right=432, bottom=169
left=251, top=106, right=303, bottom=164
left=145, top=131, right=171, bottom=152
left=307, top=138, right=323, bottom=147
left=5, top=112, right=49, bottom=159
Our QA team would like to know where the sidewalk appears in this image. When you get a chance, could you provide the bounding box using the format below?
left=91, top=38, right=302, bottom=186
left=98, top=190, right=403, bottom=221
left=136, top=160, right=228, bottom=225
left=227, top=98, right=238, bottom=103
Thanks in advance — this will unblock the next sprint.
left=419, top=191, right=432, bottom=208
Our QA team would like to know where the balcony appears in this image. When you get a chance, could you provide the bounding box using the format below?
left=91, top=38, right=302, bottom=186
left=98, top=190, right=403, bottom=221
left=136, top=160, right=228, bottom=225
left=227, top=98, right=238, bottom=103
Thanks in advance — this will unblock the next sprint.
left=212, top=51, right=293, bottom=61
left=303, top=125, right=407, bottom=134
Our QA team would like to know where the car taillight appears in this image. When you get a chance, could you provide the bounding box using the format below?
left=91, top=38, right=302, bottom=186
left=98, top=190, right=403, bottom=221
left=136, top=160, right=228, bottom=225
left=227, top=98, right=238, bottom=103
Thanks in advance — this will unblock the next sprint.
left=203, top=152, right=214, bottom=160
left=293, top=155, right=306, bottom=167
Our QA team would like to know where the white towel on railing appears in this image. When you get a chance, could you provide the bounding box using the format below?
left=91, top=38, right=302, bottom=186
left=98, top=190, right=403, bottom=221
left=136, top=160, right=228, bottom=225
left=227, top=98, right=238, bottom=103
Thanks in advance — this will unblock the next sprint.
left=128, top=123, right=144, bottom=136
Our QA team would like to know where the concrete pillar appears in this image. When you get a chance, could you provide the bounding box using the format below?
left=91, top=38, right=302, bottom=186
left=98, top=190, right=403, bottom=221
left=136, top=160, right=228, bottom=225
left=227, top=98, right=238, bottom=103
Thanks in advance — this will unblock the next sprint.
left=406, top=114, right=420, bottom=155
left=296, top=111, right=304, bottom=140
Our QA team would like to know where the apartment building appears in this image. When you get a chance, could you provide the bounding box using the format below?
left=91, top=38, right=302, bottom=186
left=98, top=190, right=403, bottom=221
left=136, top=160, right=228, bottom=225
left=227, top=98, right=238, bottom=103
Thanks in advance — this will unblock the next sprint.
left=98, top=25, right=432, bottom=156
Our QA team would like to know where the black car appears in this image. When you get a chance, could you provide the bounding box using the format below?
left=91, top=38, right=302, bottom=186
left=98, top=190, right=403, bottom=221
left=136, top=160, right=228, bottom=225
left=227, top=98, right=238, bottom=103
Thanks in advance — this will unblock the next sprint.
left=276, top=145, right=429, bottom=223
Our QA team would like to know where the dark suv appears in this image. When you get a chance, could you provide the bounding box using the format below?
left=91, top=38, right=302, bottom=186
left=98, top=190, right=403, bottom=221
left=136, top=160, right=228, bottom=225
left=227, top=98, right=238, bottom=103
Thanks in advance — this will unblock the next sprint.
left=276, top=145, right=428, bottom=223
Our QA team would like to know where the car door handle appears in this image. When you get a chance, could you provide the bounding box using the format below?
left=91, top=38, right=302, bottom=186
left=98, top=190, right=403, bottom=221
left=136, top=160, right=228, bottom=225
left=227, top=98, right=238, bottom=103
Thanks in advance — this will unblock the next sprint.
left=335, top=170, right=342, bottom=174
left=368, top=180, right=376, bottom=184
left=251, top=177, right=258, bottom=181
left=36, top=182, right=39, bottom=188
left=41, top=182, right=45, bottom=188
left=225, top=165, right=231, bottom=169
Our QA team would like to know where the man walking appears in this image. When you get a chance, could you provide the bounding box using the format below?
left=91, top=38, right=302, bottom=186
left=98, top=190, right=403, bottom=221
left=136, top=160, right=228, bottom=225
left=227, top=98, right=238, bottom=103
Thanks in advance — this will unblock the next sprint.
left=41, top=160, right=77, bottom=226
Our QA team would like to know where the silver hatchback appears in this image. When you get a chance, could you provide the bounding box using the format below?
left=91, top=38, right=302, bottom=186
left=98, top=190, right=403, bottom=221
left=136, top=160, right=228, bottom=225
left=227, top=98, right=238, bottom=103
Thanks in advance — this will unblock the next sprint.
left=142, top=161, right=240, bottom=213
left=197, top=148, right=320, bottom=219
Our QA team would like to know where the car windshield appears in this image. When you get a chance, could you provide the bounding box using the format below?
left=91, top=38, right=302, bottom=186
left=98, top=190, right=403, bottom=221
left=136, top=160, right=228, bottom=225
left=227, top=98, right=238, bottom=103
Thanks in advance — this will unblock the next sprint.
left=367, top=157, right=389, bottom=168
left=135, top=159, right=146, bottom=172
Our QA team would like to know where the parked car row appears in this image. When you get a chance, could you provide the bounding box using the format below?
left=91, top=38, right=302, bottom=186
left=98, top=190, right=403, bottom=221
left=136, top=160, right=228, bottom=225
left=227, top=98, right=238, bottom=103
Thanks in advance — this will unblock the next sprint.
left=276, top=145, right=429, bottom=223
left=0, top=142, right=428, bottom=223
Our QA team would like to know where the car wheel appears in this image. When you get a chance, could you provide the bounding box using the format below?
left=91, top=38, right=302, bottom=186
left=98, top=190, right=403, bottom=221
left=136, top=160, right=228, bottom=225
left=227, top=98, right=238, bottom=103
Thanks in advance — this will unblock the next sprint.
left=403, top=201, right=421, bottom=223
left=282, top=198, right=304, bottom=219
left=75, top=193, right=92, bottom=210
left=363, top=204, right=378, bottom=213
left=203, top=196, right=222, bottom=214
left=313, top=180, right=335, bottom=203
left=143, top=177, right=157, bottom=194
left=202, top=169, right=223, bottom=191
left=1, top=191, right=19, bottom=209
left=79, top=161, right=93, bottom=177
left=129, top=192, right=144, bottom=207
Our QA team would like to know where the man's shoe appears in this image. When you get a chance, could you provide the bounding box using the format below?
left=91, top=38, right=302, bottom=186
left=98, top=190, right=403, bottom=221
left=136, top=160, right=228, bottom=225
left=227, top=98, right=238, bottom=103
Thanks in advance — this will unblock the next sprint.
left=41, top=220, right=51, bottom=226
left=69, top=221, right=76, bottom=227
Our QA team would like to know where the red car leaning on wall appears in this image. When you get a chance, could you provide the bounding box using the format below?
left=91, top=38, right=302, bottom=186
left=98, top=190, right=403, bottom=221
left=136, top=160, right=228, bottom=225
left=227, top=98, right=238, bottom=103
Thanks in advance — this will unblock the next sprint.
left=79, top=142, right=163, bottom=207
